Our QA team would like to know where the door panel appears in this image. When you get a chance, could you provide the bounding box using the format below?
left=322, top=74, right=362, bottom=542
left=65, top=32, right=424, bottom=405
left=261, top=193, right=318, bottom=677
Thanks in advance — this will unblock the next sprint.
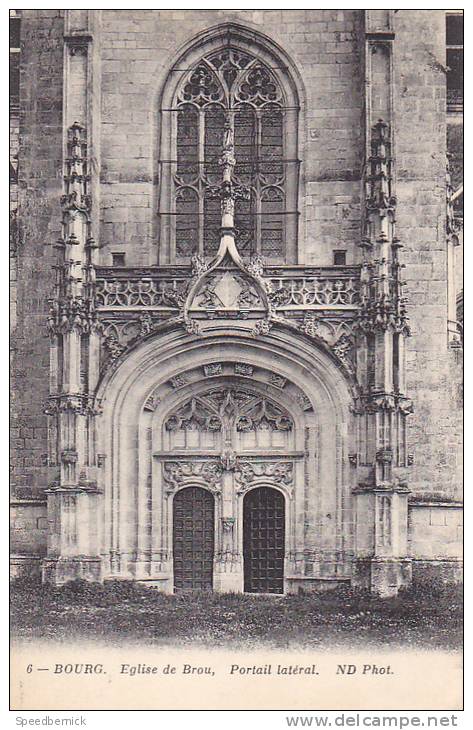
left=173, top=486, right=215, bottom=592
left=243, top=487, right=285, bottom=594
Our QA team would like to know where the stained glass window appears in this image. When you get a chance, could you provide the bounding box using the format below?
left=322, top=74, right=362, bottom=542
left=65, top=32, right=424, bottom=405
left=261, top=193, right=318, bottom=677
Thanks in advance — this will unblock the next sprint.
left=173, top=48, right=290, bottom=262
left=446, top=13, right=463, bottom=112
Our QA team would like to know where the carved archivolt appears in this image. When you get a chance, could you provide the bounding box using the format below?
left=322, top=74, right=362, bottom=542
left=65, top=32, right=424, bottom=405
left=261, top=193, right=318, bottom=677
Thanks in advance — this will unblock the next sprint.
left=164, top=388, right=293, bottom=433
left=144, top=389, right=161, bottom=412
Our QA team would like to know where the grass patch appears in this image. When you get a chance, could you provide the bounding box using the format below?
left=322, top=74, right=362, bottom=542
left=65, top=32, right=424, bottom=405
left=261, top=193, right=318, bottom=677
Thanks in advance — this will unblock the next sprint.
left=10, top=577, right=462, bottom=650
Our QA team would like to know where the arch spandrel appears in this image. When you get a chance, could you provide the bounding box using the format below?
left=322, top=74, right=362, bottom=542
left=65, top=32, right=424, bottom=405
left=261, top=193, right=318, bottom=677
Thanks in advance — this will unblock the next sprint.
left=95, top=324, right=355, bottom=443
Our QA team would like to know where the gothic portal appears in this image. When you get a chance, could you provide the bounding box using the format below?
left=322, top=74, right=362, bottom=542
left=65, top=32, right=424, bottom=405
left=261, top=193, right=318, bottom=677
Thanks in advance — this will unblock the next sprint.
left=58, top=321, right=358, bottom=595
left=34, top=18, right=435, bottom=596
left=11, top=11, right=463, bottom=597
left=158, top=384, right=295, bottom=594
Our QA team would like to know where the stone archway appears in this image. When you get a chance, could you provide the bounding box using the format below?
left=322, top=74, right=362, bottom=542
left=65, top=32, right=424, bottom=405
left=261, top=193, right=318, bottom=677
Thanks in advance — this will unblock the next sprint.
left=88, top=325, right=355, bottom=593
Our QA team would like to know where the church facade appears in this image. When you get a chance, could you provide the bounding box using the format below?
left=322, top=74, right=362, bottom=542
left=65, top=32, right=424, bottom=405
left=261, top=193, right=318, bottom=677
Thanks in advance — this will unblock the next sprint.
left=10, top=10, right=463, bottom=596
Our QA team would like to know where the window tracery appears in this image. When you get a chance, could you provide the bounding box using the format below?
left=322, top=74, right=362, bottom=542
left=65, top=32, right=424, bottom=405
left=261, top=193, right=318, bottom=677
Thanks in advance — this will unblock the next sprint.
left=162, top=44, right=298, bottom=263
left=164, top=388, right=294, bottom=434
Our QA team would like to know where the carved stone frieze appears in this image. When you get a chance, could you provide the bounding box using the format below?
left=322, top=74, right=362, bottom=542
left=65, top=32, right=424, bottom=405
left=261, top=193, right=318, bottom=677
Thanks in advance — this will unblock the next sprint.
left=234, top=363, right=253, bottom=377
left=95, top=270, right=360, bottom=312
left=235, top=460, right=294, bottom=493
left=162, top=460, right=223, bottom=493
left=45, top=394, right=102, bottom=417
left=169, top=374, right=188, bottom=390
left=203, top=363, right=223, bottom=377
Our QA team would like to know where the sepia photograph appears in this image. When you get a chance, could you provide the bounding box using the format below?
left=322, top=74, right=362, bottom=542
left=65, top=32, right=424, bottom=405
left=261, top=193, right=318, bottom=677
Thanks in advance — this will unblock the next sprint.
left=9, top=7, right=463, bottom=713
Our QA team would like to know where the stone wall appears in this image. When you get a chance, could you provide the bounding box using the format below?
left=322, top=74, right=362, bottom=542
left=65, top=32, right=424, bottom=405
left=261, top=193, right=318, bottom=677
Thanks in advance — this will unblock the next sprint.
left=98, top=9, right=364, bottom=267
left=408, top=504, right=462, bottom=559
left=10, top=10, right=462, bottom=577
left=10, top=10, right=64, bottom=558
left=393, top=10, right=462, bottom=501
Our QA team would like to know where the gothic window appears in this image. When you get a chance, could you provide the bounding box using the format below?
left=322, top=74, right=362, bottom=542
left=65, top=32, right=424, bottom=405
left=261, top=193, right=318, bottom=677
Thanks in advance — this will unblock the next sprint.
left=10, top=10, right=20, bottom=253
left=9, top=12, right=20, bottom=110
left=446, top=13, right=463, bottom=113
left=159, top=42, right=300, bottom=264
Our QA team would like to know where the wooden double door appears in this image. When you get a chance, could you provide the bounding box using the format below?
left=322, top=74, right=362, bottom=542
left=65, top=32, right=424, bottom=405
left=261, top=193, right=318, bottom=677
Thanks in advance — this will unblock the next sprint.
left=172, top=486, right=285, bottom=593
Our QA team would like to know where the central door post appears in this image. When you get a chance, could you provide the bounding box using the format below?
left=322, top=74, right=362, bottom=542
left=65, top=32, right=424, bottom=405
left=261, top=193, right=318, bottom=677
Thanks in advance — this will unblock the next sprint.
left=213, top=468, right=243, bottom=593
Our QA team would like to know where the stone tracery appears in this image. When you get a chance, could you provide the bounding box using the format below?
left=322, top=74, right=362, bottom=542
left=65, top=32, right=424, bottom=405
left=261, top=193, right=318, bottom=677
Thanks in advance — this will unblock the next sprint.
left=172, top=47, right=289, bottom=261
left=164, top=388, right=294, bottom=434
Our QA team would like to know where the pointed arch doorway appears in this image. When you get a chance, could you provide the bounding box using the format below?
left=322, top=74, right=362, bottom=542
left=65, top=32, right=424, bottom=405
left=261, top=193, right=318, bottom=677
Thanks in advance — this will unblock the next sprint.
left=160, top=382, right=297, bottom=594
